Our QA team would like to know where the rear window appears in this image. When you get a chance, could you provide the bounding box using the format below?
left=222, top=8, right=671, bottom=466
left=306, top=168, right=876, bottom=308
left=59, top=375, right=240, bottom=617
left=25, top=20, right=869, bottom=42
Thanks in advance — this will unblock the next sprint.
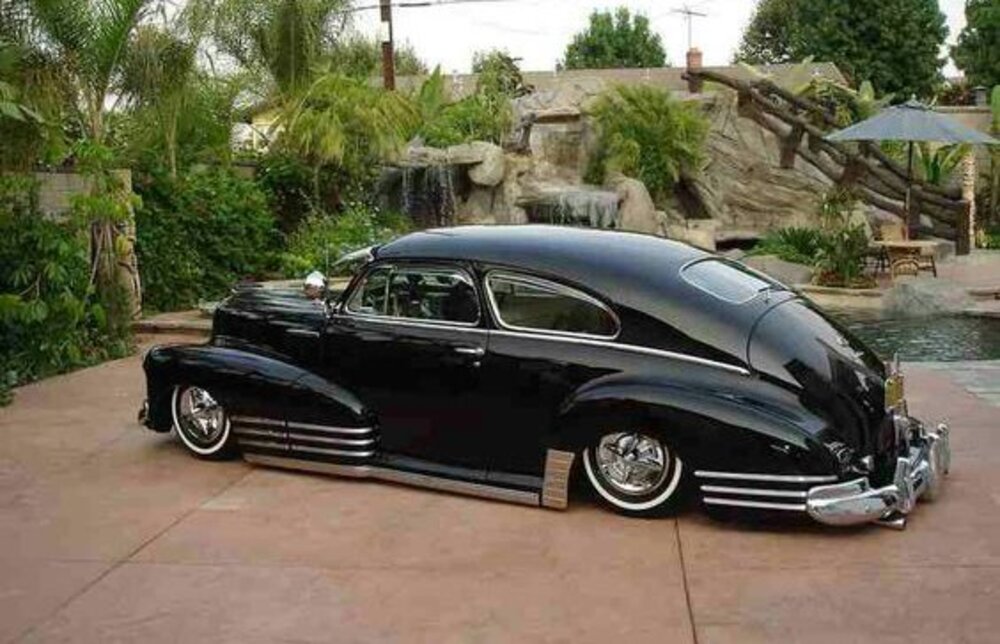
left=681, top=259, right=777, bottom=304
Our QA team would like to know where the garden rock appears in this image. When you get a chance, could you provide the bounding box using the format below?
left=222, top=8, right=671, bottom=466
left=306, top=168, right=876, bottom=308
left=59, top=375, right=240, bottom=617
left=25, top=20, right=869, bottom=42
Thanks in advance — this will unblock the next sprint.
left=468, top=145, right=506, bottom=186
left=606, top=174, right=659, bottom=235
left=743, top=255, right=814, bottom=286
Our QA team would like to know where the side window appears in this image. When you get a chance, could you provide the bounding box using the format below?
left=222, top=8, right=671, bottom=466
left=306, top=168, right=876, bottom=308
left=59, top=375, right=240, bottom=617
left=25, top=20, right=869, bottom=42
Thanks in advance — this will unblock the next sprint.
left=487, top=273, right=619, bottom=338
left=347, top=265, right=480, bottom=325
left=347, top=266, right=391, bottom=315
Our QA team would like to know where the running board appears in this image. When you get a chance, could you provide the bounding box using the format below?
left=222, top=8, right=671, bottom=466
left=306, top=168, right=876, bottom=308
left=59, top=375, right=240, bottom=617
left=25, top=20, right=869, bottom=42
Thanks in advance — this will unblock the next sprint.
left=244, top=453, right=552, bottom=508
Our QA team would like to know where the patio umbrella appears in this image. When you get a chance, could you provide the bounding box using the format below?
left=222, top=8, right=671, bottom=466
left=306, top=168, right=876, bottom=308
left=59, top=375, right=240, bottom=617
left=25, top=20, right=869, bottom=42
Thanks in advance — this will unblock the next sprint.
left=827, top=99, right=998, bottom=237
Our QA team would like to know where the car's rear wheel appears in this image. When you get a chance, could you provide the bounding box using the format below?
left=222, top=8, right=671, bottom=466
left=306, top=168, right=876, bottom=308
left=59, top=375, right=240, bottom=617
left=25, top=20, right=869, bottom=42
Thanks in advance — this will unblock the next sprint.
left=171, top=385, right=237, bottom=460
left=583, top=430, right=685, bottom=517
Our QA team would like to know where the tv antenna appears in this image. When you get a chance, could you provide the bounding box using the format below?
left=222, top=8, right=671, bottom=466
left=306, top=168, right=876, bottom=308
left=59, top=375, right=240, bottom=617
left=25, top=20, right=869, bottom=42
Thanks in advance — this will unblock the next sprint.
left=671, top=4, right=708, bottom=51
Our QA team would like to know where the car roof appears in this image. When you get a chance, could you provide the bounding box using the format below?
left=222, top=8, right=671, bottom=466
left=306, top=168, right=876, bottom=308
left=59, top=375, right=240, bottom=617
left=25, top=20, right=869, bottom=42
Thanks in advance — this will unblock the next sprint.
left=374, top=225, right=707, bottom=296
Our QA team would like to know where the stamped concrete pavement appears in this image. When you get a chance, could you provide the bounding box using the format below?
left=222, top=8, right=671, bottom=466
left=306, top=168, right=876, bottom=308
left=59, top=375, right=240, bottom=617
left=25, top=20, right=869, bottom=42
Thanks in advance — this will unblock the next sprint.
left=1, top=336, right=997, bottom=643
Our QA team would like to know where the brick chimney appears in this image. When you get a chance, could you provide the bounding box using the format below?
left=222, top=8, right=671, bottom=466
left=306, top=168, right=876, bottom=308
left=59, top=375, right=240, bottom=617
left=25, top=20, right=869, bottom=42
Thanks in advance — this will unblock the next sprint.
left=686, top=48, right=703, bottom=94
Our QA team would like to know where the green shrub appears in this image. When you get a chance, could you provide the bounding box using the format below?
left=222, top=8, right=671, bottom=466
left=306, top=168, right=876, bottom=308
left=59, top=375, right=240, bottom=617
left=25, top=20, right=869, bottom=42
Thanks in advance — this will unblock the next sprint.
left=751, top=227, right=827, bottom=265
left=280, top=204, right=411, bottom=277
left=0, top=176, right=132, bottom=405
left=135, top=169, right=281, bottom=312
left=420, top=92, right=512, bottom=148
left=814, top=189, right=874, bottom=288
left=982, top=226, right=1000, bottom=250
left=587, top=85, right=708, bottom=205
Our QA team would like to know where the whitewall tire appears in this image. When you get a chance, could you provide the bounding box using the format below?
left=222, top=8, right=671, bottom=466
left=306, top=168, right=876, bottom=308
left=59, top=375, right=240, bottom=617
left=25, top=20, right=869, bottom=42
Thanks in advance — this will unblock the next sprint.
left=583, top=431, right=685, bottom=516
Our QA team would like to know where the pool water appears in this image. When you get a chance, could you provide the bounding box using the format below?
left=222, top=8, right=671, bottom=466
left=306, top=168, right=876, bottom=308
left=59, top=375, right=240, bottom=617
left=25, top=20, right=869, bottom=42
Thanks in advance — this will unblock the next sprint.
left=829, top=310, right=1000, bottom=362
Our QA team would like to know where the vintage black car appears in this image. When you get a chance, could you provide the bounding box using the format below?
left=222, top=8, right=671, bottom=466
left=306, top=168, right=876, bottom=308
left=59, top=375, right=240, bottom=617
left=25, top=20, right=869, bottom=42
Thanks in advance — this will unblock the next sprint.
left=140, top=226, right=950, bottom=527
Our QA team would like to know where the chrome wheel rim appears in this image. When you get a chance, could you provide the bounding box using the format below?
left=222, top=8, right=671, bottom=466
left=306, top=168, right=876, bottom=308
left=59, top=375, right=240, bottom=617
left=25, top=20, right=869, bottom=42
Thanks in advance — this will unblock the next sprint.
left=176, top=387, right=226, bottom=446
left=595, top=432, right=670, bottom=496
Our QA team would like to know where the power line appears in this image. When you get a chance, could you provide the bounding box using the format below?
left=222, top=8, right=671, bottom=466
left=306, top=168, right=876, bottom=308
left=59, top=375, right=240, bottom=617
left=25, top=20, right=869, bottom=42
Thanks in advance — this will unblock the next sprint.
left=348, top=0, right=522, bottom=13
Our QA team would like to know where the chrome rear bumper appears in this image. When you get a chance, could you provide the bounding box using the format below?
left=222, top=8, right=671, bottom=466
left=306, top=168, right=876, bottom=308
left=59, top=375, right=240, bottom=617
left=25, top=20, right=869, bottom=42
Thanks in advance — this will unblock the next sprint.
left=806, top=420, right=951, bottom=528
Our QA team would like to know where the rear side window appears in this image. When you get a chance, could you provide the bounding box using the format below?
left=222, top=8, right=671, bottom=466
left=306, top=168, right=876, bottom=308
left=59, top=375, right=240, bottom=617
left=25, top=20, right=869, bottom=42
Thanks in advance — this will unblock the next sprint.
left=486, top=273, right=619, bottom=339
left=681, top=259, right=777, bottom=304
left=347, top=265, right=479, bottom=325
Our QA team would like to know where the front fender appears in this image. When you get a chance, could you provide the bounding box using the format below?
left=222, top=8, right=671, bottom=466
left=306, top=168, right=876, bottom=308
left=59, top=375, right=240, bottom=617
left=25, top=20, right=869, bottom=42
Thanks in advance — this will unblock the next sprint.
left=553, top=372, right=839, bottom=476
left=142, top=344, right=368, bottom=432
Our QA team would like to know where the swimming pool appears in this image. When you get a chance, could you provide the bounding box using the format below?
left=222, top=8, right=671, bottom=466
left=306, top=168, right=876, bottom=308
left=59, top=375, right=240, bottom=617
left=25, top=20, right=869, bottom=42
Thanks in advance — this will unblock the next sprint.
left=829, top=310, right=1000, bottom=362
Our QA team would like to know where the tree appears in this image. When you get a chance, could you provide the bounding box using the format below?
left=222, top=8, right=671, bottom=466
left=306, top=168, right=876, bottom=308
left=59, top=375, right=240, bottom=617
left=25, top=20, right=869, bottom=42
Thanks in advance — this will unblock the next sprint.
left=735, top=0, right=947, bottom=99
left=562, top=7, right=666, bottom=70
left=196, top=0, right=350, bottom=98
left=472, top=49, right=531, bottom=97
left=734, top=0, right=801, bottom=64
left=329, top=36, right=426, bottom=79
left=119, top=25, right=197, bottom=178
left=953, top=0, right=1000, bottom=90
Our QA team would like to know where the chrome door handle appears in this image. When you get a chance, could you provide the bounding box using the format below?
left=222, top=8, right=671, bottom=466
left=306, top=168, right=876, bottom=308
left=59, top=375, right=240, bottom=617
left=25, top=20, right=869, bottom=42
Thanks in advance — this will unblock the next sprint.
left=454, top=346, right=485, bottom=357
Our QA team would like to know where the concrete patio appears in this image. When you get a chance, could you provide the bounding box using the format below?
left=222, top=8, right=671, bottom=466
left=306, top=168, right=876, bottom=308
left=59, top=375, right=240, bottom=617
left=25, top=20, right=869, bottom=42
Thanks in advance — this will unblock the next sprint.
left=1, top=335, right=998, bottom=643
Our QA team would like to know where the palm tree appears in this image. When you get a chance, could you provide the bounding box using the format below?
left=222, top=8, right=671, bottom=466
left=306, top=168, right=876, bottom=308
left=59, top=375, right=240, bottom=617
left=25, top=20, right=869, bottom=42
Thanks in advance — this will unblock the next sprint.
left=5, top=0, right=150, bottom=317
left=192, top=0, right=350, bottom=100
left=7, top=0, right=150, bottom=144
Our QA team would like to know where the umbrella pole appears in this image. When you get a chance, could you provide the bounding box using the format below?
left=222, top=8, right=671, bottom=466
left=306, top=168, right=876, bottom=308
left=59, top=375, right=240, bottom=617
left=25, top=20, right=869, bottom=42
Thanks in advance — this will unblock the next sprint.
left=906, top=141, right=914, bottom=240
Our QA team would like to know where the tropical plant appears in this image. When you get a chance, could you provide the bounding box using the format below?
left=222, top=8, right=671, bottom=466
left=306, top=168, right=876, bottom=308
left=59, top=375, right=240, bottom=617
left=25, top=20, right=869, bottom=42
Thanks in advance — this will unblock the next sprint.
left=750, top=227, right=827, bottom=265
left=277, top=72, right=416, bottom=207
left=562, top=7, right=667, bottom=70
left=814, top=188, right=873, bottom=288
left=134, top=168, right=281, bottom=312
left=735, top=0, right=948, bottom=99
left=797, top=79, right=893, bottom=128
left=280, top=203, right=410, bottom=277
left=986, top=85, right=1000, bottom=227
left=473, top=49, right=531, bottom=97
left=952, top=0, right=1000, bottom=90
left=586, top=85, right=708, bottom=205
left=0, top=176, right=132, bottom=405
left=915, top=142, right=971, bottom=187
left=119, top=25, right=197, bottom=178
left=194, top=0, right=350, bottom=99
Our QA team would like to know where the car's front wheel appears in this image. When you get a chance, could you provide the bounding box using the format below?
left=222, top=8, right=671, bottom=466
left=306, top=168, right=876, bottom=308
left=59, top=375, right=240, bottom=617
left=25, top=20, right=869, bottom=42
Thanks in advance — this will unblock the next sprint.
left=171, top=385, right=237, bottom=460
left=583, top=431, right=685, bottom=517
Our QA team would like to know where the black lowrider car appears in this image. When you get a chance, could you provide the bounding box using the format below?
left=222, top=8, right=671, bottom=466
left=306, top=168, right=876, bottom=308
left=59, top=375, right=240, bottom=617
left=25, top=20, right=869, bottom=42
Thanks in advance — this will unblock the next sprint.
left=140, top=226, right=950, bottom=527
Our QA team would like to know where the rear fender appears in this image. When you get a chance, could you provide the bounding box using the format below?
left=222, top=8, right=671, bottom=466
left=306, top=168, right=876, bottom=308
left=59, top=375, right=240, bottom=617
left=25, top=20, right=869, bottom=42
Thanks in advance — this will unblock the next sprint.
left=142, top=344, right=368, bottom=432
left=552, top=373, right=837, bottom=475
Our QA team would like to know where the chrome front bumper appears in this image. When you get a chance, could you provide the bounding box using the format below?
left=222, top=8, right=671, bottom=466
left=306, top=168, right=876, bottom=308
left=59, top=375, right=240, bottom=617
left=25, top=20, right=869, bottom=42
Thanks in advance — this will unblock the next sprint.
left=806, top=421, right=951, bottom=528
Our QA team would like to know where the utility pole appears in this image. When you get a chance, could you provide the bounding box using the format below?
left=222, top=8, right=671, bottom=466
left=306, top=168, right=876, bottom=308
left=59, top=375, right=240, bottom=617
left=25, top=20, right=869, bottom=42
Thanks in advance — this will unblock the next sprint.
left=380, top=0, right=396, bottom=90
left=671, top=5, right=708, bottom=51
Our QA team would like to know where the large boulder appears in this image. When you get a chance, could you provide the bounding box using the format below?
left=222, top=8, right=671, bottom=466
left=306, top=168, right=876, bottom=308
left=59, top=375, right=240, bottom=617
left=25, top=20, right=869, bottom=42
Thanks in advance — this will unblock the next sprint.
left=468, top=144, right=506, bottom=186
left=606, top=174, right=659, bottom=235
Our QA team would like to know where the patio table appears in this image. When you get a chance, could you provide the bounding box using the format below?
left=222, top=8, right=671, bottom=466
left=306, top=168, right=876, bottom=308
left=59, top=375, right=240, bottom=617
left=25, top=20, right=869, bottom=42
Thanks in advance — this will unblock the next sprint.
left=871, top=240, right=939, bottom=278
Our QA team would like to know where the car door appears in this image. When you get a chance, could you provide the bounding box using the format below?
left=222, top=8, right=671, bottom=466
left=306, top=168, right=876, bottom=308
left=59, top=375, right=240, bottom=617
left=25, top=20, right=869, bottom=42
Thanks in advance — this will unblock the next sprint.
left=477, top=271, right=622, bottom=477
left=322, top=261, right=492, bottom=471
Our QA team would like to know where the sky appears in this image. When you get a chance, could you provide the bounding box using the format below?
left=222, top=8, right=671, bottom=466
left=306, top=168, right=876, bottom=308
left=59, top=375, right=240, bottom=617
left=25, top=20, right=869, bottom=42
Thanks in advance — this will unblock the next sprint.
left=348, top=0, right=970, bottom=77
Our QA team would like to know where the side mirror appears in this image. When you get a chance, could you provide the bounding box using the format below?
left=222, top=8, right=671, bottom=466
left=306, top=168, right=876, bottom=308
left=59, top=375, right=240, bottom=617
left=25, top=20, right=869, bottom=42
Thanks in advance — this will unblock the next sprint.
left=303, top=271, right=327, bottom=300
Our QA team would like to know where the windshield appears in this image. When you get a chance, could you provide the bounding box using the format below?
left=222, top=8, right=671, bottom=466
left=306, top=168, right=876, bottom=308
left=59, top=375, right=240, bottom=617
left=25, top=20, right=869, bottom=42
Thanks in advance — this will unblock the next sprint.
left=681, top=258, right=784, bottom=304
left=328, top=246, right=375, bottom=294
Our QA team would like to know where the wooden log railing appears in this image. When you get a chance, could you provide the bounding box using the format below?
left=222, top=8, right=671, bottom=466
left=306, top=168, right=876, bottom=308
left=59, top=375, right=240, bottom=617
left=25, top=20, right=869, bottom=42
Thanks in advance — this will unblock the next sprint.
left=685, top=69, right=969, bottom=239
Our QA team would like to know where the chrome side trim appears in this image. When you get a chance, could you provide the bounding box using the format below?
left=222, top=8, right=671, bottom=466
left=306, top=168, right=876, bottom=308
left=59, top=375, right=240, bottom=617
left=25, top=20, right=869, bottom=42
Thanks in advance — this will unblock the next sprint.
left=237, top=439, right=289, bottom=451
left=694, top=470, right=838, bottom=483
left=285, top=421, right=374, bottom=435
left=332, top=313, right=489, bottom=335
left=233, top=427, right=284, bottom=439
left=489, top=330, right=751, bottom=376
left=484, top=270, right=622, bottom=341
left=700, top=485, right=807, bottom=499
left=541, top=449, right=575, bottom=510
left=230, top=416, right=284, bottom=427
left=290, top=444, right=376, bottom=458
left=287, top=433, right=375, bottom=447
left=243, top=454, right=541, bottom=507
left=703, top=497, right=807, bottom=511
